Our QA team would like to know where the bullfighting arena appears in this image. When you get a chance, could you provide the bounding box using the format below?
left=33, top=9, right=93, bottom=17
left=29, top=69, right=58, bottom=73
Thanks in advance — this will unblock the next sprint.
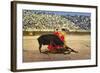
left=23, top=33, right=91, bottom=62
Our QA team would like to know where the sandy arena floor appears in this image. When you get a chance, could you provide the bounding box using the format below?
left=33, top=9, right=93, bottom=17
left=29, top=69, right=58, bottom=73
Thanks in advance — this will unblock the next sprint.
left=23, top=34, right=91, bottom=62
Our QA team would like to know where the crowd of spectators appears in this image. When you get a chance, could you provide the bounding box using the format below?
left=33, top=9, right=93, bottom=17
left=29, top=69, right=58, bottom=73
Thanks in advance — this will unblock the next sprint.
left=65, top=15, right=91, bottom=30
left=23, top=10, right=91, bottom=31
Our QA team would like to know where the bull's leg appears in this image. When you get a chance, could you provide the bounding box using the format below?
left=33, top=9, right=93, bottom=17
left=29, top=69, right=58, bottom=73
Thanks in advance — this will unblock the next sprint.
left=39, top=44, right=42, bottom=53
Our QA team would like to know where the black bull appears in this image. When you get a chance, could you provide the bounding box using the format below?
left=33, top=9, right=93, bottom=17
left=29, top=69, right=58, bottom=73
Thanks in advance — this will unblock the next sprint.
left=37, top=34, right=78, bottom=54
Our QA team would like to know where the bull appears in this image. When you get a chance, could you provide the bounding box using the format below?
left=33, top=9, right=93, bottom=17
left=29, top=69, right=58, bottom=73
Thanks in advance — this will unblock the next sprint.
left=37, top=34, right=78, bottom=54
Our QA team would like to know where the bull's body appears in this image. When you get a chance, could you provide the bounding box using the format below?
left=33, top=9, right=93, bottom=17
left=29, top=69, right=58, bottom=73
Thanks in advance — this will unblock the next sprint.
left=37, top=34, right=64, bottom=53
left=37, top=34, right=78, bottom=54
